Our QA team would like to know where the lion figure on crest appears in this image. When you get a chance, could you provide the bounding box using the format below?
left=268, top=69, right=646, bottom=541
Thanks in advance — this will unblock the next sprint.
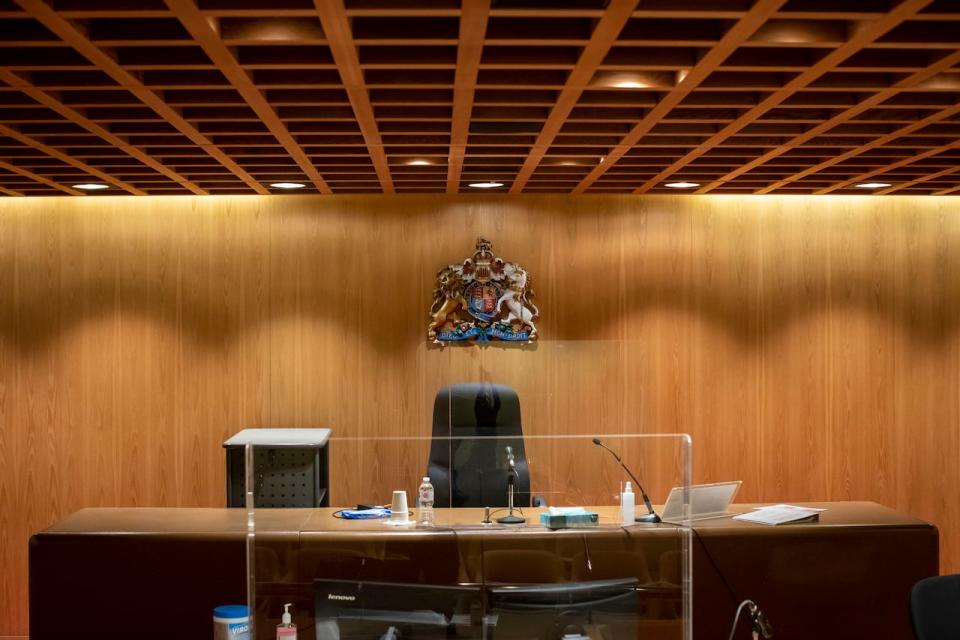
left=428, top=266, right=466, bottom=341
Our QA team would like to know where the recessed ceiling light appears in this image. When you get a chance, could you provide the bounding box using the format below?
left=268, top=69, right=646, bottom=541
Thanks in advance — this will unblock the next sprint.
left=593, top=71, right=673, bottom=91
left=665, top=181, right=700, bottom=189
left=73, top=183, right=108, bottom=190
left=558, top=161, right=579, bottom=166
left=270, top=182, right=306, bottom=189
left=855, top=182, right=892, bottom=189
left=407, top=159, right=432, bottom=166
left=468, top=181, right=504, bottom=189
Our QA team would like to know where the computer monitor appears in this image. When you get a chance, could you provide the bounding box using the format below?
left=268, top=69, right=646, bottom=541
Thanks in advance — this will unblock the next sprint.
left=314, top=579, right=484, bottom=639
left=486, top=578, right=641, bottom=640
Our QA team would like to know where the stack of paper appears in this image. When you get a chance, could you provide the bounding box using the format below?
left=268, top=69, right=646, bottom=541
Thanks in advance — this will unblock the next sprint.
left=733, top=504, right=824, bottom=525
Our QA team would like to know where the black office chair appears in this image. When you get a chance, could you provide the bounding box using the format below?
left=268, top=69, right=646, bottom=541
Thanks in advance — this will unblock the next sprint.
left=427, top=383, right=531, bottom=508
left=911, top=574, right=960, bottom=640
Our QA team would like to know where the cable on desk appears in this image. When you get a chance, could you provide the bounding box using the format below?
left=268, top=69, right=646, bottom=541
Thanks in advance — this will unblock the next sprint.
left=691, top=526, right=742, bottom=606
left=691, top=527, right=773, bottom=638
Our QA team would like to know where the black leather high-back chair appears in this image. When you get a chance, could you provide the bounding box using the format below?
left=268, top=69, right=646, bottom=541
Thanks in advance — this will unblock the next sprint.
left=427, top=383, right=531, bottom=508
left=911, top=574, right=960, bottom=640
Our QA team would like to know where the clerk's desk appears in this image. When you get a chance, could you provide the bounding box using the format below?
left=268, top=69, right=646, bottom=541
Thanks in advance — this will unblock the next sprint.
left=30, top=502, right=936, bottom=640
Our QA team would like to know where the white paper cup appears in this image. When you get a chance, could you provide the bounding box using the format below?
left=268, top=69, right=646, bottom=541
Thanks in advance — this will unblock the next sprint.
left=391, top=490, right=409, bottom=523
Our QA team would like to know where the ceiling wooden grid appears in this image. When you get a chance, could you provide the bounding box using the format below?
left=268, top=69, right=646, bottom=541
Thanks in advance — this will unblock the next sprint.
left=0, top=0, right=959, bottom=196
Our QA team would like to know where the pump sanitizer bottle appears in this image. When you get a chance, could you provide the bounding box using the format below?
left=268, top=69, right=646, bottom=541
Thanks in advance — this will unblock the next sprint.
left=621, top=481, right=635, bottom=526
left=276, top=603, right=296, bottom=639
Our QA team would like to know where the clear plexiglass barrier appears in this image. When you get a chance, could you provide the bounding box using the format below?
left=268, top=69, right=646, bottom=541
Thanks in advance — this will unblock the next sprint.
left=243, top=430, right=692, bottom=640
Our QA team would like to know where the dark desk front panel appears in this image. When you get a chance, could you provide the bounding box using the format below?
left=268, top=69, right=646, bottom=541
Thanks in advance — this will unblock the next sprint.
left=30, top=503, right=937, bottom=640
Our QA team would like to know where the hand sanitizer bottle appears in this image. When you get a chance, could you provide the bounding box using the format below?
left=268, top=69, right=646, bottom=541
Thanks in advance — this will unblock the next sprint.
left=621, top=481, right=635, bottom=526
left=276, top=603, right=296, bottom=639
left=418, top=477, right=435, bottom=525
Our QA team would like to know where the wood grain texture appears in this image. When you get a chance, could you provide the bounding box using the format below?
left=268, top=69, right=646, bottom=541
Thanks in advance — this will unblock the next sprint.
left=1, top=194, right=959, bottom=635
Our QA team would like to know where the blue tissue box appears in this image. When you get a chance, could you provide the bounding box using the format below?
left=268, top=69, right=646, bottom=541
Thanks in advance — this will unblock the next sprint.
left=539, top=511, right=600, bottom=530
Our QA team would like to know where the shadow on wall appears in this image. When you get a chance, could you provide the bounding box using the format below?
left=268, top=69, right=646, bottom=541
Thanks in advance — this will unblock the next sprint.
left=0, top=194, right=958, bottom=353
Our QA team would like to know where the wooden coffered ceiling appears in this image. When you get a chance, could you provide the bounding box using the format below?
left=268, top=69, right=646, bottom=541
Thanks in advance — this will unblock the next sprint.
left=1, top=0, right=959, bottom=197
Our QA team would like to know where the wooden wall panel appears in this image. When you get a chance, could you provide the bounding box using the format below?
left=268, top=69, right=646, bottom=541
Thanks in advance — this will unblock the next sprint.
left=0, top=194, right=958, bottom=635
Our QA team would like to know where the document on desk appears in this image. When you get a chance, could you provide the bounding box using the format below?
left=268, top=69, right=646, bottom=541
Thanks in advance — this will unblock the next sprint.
left=733, top=504, right=825, bottom=525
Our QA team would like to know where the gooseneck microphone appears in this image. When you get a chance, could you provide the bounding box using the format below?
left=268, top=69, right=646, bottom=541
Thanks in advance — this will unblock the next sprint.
left=592, top=438, right=661, bottom=523
left=497, top=444, right=525, bottom=524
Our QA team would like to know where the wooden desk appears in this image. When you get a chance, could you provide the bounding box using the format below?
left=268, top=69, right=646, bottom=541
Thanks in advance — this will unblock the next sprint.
left=688, top=502, right=937, bottom=639
left=31, top=502, right=937, bottom=640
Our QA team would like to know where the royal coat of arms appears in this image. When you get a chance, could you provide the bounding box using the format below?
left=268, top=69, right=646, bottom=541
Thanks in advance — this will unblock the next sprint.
left=428, top=238, right=539, bottom=343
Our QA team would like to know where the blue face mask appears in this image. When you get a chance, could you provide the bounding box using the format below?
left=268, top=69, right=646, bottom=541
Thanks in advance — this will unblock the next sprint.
left=338, top=507, right=392, bottom=519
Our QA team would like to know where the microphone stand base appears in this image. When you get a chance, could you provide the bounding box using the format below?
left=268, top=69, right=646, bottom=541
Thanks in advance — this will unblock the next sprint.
left=496, top=514, right=526, bottom=525
left=634, top=513, right=662, bottom=524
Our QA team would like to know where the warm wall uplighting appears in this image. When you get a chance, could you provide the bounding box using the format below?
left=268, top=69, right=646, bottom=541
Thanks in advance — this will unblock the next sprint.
left=270, top=182, right=306, bottom=189
left=855, top=182, right=892, bottom=189
left=468, top=182, right=504, bottom=189
left=73, top=183, right=109, bottom=190
left=665, top=181, right=700, bottom=189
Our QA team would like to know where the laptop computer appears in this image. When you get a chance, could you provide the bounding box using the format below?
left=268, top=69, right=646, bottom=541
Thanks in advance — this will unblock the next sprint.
left=660, top=480, right=742, bottom=524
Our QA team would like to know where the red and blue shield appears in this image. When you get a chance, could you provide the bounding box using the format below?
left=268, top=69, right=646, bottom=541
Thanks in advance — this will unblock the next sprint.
left=464, top=282, right=502, bottom=321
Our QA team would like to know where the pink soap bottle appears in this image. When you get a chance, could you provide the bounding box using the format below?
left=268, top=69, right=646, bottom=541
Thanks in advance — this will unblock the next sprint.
left=276, top=603, right=297, bottom=639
